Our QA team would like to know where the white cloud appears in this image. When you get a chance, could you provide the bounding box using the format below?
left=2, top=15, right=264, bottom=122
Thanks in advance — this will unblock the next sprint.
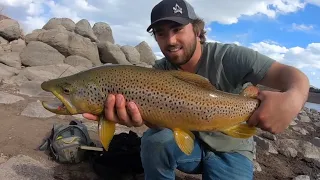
left=291, top=23, right=314, bottom=31
left=250, top=41, right=289, bottom=61
left=249, top=41, right=320, bottom=69
left=249, top=41, right=320, bottom=87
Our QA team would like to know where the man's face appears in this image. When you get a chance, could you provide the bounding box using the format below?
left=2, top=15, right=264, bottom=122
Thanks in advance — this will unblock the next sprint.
left=153, top=21, right=197, bottom=66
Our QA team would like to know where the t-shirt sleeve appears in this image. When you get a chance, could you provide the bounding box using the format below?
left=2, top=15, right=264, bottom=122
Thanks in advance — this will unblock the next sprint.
left=152, top=59, right=165, bottom=69
left=222, top=44, right=276, bottom=86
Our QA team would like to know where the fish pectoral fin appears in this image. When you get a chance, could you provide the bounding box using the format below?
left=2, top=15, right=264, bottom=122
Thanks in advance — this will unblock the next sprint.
left=169, top=71, right=216, bottom=91
left=220, top=123, right=257, bottom=138
left=98, top=115, right=116, bottom=151
left=240, top=85, right=259, bottom=99
left=173, top=128, right=195, bottom=155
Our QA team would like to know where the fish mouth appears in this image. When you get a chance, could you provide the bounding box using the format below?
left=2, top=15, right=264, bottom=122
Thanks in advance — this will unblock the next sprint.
left=42, top=98, right=72, bottom=115
left=41, top=81, right=78, bottom=115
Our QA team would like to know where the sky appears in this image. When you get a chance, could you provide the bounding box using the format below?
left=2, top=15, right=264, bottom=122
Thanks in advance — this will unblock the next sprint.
left=0, top=0, right=319, bottom=88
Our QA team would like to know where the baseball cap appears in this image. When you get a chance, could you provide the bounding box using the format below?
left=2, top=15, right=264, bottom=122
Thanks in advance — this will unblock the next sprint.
left=146, top=0, right=198, bottom=32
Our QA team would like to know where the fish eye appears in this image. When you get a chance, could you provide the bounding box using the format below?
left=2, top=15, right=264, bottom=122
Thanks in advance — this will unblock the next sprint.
left=64, top=89, right=70, bottom=94
left=62, top=87, right=71, bottom=94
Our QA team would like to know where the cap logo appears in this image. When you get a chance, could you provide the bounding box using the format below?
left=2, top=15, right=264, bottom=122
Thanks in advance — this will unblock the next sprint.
left=173, top=4, right=182, bottom=14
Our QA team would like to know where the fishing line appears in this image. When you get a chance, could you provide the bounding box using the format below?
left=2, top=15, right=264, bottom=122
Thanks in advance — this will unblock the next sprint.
left=58, top=66, right=72, bottom=78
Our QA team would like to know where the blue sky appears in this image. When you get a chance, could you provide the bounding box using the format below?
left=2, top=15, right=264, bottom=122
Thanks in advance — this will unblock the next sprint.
left=211, top=4, right=320, bottom=48
left=1, top=0, right=319, bottom=88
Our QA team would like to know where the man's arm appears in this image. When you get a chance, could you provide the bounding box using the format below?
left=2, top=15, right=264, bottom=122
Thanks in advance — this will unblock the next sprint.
left=247, top=61, right=310, bottom=133
left=259, top=61, right=310, bottom=108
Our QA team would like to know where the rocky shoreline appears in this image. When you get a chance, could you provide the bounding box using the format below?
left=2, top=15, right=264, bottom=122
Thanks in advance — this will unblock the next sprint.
left=0, top=17, right=319, bottom=180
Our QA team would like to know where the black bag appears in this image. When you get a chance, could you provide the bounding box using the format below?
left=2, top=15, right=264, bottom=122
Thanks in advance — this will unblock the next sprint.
left=89, top=131, right=144, bottom=180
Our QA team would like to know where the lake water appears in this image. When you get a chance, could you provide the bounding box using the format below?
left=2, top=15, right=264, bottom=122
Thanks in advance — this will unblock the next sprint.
left=304, top=102, right=320, bottom=112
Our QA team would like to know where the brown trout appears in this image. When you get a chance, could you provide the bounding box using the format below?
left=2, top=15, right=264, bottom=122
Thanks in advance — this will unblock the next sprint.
left=41, top=64, right=260, bottom=155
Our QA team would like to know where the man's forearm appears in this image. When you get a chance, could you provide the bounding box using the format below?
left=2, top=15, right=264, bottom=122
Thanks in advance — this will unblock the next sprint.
left=260, top=62, right=310, bottom=106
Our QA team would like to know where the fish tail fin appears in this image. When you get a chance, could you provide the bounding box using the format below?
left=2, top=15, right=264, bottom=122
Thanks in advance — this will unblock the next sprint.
left=220, top=123, right=257, bottom=138
left=98, top=116, right=116, bottom=151
left=240, top=85, right=259, bottom=99
left=173, top=128, right=195, bottom=155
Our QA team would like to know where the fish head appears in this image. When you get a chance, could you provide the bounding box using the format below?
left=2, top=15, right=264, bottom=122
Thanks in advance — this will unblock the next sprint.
left=41, top=75, right=104, bottom=115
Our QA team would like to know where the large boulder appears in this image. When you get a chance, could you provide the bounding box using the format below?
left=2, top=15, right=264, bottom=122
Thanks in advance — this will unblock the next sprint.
left=27, top=29, right=101, bottom=66
left=20, top=41, right=65, bottom=66
left=135, top=41, right=156, bottom=65
left=0, top=19, right=23, bottom=41
left=97, top=41, right=131, bottom=65
left=0, top=52, right=21, bottom=69
left=64, top=55, right=93, bottom=69
left=42, top=18, right=76, bottom=32
left=75, top=19, right=97, bottom=42
left=120, top=45, right=140, bottom=64
left=92, top=22, right=115, bottom=44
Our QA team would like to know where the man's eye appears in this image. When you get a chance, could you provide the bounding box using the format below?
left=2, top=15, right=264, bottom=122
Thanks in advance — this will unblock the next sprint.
left=156, top=32, right=164, bottom=36
left=174, top=27, right=182, bottom=32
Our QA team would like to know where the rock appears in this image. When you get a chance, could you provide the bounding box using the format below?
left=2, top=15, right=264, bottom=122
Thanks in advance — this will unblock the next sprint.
left=0, top=157, right=6, bottom=164
left=312, top=137, right=320, bottom=147
left=0, top=91, right=24, bottom=104
left=0, top=19, right=22, bottom=41
left=135, top=41, right=156, bottom=65
left=33, top=29, right=101, bottom=66
left=278, top=147, right=298, bottom=158
left=64, top=55, right=93, bottom=69
left=92, top=22, right=114, bottom=44
left=18, top=81, right=53, bottom=97
left=310, top=108, right=318, bottom=114
left=121, top=45, right=140, bottom=64
left=20, top=100, right=56, bottom=118
left=0, top=43, right=11, bottom=53
left=290, top=118, right=298, bottom=126
left=292, top=126, right=309, bottom=135
left=18, top=64, right=84, bottom=82
left=260, top=131, right=277, bottom=141
left=0, top=36, right=8, bottom=44
left=97, top=41, right=131, bottom=65
left=254, top=136, right=278, bottom=154
left=75, top=19, right=97, bottom=42
left=3, top=74, right=28, bottom=86
left=0, top=52, right=21, bottom=69
left=24, top=29, right=46, bottom=44
left=10, top=38, right=26, bottom=52
left=293, top=175, right=310, bottom=180
left=20, top=41, right=65, bottom=66
left=0, top=154, right=54, bottom=180
left=298, top=114, right=311, bottom=122
left=0, top=63, right=20, bottom=80
left=276, top=139, right=320, bottom=160
left=253, top=161, right=262, bottom=172
left=42, top=17, right=75, bottom=32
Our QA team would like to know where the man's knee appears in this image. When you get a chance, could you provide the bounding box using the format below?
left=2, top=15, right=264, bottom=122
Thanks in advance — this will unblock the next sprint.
left=141, top=128, right=175, bottom=153
left=140, top=128, right=176, bottom=166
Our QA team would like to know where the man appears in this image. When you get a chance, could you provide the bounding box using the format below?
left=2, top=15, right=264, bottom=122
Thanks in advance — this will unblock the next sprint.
left=83, top=0, right=310, bottom=179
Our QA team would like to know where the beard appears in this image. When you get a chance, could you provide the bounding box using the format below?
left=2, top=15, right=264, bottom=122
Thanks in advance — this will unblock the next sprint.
left=163, top=36, right=197, bottom=66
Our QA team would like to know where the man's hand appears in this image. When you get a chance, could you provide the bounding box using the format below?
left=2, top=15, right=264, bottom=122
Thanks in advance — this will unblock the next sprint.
left=82, top=94, right=144, bottom=127
left=247, top=90, right=304, bottom=134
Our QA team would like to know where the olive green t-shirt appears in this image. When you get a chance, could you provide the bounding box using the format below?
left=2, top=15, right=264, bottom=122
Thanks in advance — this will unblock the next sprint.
left=152, top=42, right=275, bottom=161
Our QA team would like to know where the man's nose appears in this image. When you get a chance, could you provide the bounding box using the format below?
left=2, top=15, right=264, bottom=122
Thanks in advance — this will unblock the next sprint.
left=166, top=32, right=177, bottom=45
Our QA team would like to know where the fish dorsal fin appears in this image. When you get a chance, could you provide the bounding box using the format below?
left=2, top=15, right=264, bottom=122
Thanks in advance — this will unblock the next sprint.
left=169, top=70, right=216, bottom=91
left=240, top=85, right=259, bottom=98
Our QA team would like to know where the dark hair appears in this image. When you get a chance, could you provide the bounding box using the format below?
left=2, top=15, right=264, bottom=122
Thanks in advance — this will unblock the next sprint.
left=150, top=18, right=207, bottom=44
left=192, top=18, right=206, bottom=44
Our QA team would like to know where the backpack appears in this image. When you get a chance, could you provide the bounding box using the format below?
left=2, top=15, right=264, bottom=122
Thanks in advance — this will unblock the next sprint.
left=37, top=119, right=94, bottom=164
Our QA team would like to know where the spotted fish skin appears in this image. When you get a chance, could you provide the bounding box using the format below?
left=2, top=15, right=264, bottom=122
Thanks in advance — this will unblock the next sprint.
left=41, top=65, right=259, bottom=132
